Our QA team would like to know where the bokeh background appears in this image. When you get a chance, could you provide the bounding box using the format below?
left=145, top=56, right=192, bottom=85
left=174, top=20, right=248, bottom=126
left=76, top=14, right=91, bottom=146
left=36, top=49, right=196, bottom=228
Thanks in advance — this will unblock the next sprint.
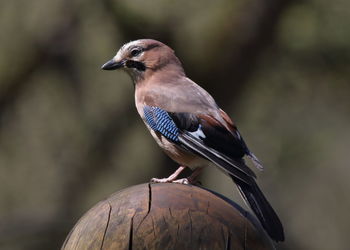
left=1, top=0, right=349, bottom=249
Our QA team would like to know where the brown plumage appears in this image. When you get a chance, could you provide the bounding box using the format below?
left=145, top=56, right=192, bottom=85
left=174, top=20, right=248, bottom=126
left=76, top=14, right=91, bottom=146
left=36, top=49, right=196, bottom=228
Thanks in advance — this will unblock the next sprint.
left=102, top=39, right=284, bottom=242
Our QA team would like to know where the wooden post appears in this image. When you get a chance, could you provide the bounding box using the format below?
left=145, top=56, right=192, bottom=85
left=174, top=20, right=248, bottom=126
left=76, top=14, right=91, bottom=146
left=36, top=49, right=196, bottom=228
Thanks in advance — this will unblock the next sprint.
left=62, top=183, right=275, bottom=250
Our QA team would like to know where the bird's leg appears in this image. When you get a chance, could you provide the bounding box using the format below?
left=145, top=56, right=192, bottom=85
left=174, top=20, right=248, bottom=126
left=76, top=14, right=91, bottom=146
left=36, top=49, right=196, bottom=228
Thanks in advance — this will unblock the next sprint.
left=151, top=166, right=187, bottom=183
left=173, top=167, right=204, bottom=185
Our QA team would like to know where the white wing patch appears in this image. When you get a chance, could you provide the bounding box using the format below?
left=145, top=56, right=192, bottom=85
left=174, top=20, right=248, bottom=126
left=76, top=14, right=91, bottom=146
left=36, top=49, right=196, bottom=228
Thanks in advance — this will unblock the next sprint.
left=189, top=124, right=206, bottom=139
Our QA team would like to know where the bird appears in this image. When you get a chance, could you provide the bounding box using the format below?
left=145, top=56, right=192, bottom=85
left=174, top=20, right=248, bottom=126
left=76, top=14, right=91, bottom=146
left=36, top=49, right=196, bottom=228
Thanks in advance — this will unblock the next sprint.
left=101, top=39, right=284, bottom=242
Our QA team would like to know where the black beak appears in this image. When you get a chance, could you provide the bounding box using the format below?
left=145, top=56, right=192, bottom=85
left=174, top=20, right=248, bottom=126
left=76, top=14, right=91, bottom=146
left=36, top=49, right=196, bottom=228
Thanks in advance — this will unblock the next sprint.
left=101, top=59, right=125, bottom=70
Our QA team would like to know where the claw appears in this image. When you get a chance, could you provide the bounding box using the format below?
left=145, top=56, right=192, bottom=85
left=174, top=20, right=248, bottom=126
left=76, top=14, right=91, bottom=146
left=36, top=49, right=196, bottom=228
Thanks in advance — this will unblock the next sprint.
left=173, top=178, right=190, bottom=185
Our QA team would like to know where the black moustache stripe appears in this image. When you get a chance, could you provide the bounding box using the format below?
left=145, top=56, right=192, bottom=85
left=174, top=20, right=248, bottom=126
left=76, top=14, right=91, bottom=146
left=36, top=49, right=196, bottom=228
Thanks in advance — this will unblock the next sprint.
left=125, top=60, right=146, bottom=71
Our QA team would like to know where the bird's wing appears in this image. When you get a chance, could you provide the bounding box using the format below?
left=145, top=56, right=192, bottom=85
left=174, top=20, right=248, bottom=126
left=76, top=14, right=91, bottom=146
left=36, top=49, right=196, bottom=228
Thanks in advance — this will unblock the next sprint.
left=219, top=108, right=264, bottom=170
left=143, top=105, right=284, bottom=241
left=137, top=76, right=263, bottom=170
left=143, top=105, right=256, bottom=185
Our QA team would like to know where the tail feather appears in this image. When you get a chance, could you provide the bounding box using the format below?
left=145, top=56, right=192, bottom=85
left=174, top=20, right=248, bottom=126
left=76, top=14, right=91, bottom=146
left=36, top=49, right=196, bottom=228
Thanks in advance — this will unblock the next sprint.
left=247, top=152, right=264, bottom=171
left=178, top=132, right=284, bottom=241
left=233, top=176, right=285, bottom=242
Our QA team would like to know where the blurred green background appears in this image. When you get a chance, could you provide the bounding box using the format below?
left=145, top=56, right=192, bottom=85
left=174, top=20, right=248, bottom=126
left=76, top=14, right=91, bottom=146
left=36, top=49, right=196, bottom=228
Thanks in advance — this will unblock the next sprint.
left=0, top=0, right=349, bottom=249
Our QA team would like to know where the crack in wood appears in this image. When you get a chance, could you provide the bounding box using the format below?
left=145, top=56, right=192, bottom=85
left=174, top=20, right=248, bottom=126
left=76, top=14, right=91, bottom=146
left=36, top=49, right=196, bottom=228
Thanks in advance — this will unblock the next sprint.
left=168, top=207, right=174, bottom=218
left=100, top=202, right=112, bottom=250
left=136, top=183, right=153, bottom=231
left=147, top=182, right=152, bottom=215
left=226, top=232, right=231, bottom=250
left=128, top=214, right=135, bottom=250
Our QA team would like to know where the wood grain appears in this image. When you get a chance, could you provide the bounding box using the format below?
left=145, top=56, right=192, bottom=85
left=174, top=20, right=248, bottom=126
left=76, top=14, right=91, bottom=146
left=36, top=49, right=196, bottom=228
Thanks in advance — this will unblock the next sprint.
left=62, top=183, right=274, bottom=250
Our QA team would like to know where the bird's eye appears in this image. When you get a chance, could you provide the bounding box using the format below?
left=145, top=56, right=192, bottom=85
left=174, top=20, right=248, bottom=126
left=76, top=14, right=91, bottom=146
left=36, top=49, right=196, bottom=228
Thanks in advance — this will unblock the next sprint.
left=130, top=48, right=142, bottom=57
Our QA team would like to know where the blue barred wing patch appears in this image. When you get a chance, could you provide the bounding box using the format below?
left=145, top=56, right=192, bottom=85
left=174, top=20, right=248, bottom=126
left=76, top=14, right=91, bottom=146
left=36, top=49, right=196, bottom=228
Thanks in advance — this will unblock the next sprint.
left=143, top=106, right=179, bottom=142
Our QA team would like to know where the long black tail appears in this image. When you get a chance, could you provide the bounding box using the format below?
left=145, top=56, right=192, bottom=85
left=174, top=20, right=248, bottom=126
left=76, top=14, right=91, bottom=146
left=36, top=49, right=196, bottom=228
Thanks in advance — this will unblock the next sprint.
left=178, top=133, right=284, bottom=241
left=232, top=176, right=285, bottom=242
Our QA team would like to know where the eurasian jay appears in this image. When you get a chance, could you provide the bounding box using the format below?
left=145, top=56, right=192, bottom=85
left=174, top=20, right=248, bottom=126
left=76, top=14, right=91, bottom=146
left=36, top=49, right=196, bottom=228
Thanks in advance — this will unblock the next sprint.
left=102, top=39, right=284, bottom=242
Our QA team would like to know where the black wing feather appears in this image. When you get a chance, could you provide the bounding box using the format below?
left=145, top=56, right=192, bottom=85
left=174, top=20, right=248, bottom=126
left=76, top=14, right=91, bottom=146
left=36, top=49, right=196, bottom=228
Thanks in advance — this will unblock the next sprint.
left=179, top=132, right=255, bottom=184
left=168, top=110, right=284, bottom=242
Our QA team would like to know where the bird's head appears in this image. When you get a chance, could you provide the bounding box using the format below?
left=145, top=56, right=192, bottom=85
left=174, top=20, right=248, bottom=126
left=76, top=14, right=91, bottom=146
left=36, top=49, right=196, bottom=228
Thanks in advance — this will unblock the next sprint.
left=102, top=39, right=183, bottom=82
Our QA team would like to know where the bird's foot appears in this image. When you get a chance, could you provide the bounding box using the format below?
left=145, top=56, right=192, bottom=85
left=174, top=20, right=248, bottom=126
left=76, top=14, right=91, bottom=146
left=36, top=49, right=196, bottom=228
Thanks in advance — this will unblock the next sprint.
left=151, top=177, right=202, bottom=186
left=173, top=178, right=190, bottom=185
left=150, top=166, right=187, bottom=183
left=151, top=177, right=176, bottom=183
left=151, top=177, right=197, bottom=185
left=150, top=166, right=203, bottom=185
left=173, top=178, right=202, bottom=185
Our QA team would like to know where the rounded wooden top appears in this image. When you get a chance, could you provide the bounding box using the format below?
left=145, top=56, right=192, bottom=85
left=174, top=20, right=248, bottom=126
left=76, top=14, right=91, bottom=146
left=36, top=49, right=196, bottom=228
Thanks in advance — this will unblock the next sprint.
left=62, top=183, right=274, bottom=250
